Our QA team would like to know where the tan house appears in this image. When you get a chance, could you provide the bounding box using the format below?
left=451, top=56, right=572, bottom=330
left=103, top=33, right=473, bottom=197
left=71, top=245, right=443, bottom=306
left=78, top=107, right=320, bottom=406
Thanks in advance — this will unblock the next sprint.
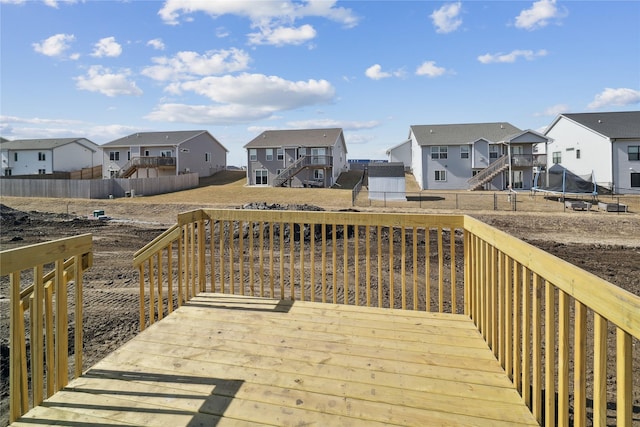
left=244, top=128, right=348, bottom=187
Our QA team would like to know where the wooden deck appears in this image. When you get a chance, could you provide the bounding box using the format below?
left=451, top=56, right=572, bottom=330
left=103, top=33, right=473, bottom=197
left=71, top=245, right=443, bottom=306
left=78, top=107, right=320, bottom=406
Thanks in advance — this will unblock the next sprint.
left=12, top=293, right=538, bottom=426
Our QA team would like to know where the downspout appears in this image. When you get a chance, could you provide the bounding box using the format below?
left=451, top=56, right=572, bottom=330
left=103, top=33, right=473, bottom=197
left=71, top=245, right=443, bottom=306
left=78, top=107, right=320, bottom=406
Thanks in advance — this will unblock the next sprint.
left=507, top=142, right=512, bottom=190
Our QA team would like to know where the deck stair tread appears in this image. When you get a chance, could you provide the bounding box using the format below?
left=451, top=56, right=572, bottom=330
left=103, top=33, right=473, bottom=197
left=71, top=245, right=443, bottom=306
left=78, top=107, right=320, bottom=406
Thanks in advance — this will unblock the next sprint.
left=12, top=293, right=539, bottom=426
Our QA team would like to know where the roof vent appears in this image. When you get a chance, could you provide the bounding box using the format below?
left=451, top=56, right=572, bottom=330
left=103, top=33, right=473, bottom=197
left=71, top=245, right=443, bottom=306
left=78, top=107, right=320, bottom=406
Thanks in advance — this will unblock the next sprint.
left=323, top=133, right=326, bottom=137
left=429, top=129, right=433, bottom=133
left=263, top=134, right=266, bottom=138
left=598, top=119, right=602, bottom=123
left=500, top=124, right=504, bottom=129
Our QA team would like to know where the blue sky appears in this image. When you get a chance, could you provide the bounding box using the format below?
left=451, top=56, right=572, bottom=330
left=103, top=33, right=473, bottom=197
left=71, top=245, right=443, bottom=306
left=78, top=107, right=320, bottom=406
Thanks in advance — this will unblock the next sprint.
left=1, top=0, right=639, bottom=166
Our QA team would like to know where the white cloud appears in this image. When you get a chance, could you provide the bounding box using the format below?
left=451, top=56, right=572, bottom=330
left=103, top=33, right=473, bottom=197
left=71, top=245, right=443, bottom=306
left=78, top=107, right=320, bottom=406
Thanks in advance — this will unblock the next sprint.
left=478, top=49, right=548, bottom=64
left=158, top=0, right=358, bottom=27
left=515, top=0, right=567, bottom=31
left=588, top=88, right=640, bottom=109
left=430, top=2, right=462, bottom=34
left=177, top=73, right=335, bottom=109
left=145, top=103, right=275, bottom=124
left=157, top=0, right=357, bottom=46
left=286, top=119, right=380, bottom=130
left=147, top=38, right=165, bottom=50
left=415, top=61, right=447, bottom=78
left=248, top=24, right=316, bottom=46
left=147, top=73, right=336, bottom=125
left=43, top=0, right=77, bottom=8
left=75, top=65, right=143, bottom=97
left=364, top=64, right=404, bottom=80
left=91, top=36, right=122, bottom=58
left=32, top=33, right=76, bottom=58
left=141, top=48, right=251, bottom=81
left=536, top=104, right=570, bottom=117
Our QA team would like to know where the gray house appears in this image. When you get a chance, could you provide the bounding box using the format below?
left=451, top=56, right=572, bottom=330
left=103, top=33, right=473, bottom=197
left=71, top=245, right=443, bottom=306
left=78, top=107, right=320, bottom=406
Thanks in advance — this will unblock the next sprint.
left=101, top=130, right=227, bottom=179
left=543, top=111, right=640, bottom=194
left=400, top=122, right=549, bottom=191
left=1, top=137, right=102, bottom=176
left=244, top=128, right=348, bottom=187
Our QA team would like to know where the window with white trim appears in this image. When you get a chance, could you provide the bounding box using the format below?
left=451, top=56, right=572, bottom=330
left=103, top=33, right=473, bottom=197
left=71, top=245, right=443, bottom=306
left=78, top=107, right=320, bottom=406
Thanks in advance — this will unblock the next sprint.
left=277, top=148, right=284, bottom=160
left=38, top=169, right=46, bottom=174
left=434, top=170, right=446, bottom=181
left=255, top=169, right=268, bottom=185
left=38, top=152, right=46, bottom=161
left=629, top=146, right=640, bottom=161
left=631, top=173, right=640, bottom=187
left=489, top=145, right=500, bottom=159
left=460, top=146, right=469, bottom=159
left=552, top=151, right=561, bottom=164
left=205, top=152, right=211, bottom=162
left=110, top=151, right=120, bottom=161
left=266, top=148, right=273, bottom=161
left=249, top=149, right=257, bottom=161
left=431, top=146, right=447, bottom=159
left=314, top=170, right=324, bottom=180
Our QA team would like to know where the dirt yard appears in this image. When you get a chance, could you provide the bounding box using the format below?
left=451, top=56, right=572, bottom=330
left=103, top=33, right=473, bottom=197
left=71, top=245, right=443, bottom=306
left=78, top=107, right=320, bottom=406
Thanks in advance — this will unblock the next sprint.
left=1, top=188, right=639, bottom=426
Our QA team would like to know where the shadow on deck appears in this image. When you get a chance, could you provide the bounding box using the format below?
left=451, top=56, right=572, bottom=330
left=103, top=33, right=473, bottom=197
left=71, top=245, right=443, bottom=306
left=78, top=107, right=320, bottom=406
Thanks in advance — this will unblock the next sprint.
left=12, top=294, right=537, bottom=426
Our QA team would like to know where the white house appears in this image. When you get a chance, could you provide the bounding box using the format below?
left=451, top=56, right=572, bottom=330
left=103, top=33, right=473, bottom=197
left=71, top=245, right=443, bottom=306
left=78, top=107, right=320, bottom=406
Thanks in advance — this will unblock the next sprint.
left=368, top=162, right=406, bottom=201
left=101, top=130, right=228, bottom=179
left=386, top=140, right=412, bottom=167
left=244, top=128, right=348, bottom=187
left=543, top=111, right=640, bottom=194
left=400, top=122, right=549, bottom=191
left=0, top=138, right=102, bottom=176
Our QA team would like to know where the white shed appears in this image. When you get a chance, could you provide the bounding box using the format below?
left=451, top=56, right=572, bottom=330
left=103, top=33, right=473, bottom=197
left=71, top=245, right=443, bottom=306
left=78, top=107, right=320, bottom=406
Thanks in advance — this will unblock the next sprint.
left=368, top=162, right=406, bottom=201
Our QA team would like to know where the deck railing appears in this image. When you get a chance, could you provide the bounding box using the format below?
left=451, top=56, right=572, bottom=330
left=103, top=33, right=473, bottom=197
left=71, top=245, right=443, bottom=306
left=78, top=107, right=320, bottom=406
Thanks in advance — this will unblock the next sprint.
left=2, top=234, right=93, bottom=423
left=134, top=208, right=640, bottom=426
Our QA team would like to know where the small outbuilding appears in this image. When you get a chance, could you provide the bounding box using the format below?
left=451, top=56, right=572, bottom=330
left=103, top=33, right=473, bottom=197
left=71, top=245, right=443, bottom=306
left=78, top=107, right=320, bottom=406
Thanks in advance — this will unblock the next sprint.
left=368, top=162, right=406, bottom=201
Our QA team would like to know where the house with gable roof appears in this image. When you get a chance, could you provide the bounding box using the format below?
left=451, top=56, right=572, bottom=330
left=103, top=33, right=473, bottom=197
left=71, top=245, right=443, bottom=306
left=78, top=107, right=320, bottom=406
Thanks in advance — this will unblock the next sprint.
left=390, top=122, right=549, bottom=191
left=1, top=137, right=102, bottom=177
left=244, top=128, right=348, bottom=187
left=543, top=111, right=640, bottom=194
left=101, top=130, right=227, bottom=179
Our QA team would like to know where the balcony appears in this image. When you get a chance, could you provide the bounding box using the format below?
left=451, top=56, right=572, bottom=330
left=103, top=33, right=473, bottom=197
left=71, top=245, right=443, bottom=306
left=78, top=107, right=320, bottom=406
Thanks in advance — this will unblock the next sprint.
left=119, top=156, right=176, bottom=178
left=4, top=209, right=639, bottom=425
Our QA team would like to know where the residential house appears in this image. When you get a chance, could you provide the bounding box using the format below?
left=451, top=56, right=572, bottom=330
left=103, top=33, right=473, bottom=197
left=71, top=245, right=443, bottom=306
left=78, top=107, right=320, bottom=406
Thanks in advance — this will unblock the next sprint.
left=543, top=111, right=640, bottom=194
left=244, top=128, right=348, bottom=187
left=368, top=162, right=406, bottom=201
left=386, top=140, right=412, bottom=166
left=1, top=137, right=102, bottom=177
left=398, top=122, right=549, bottom=191
left=101, top=130, right=227, bottom=179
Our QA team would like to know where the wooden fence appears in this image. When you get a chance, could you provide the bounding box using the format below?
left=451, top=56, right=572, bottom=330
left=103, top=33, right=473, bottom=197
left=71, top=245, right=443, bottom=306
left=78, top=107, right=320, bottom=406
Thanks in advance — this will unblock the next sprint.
left=134, top=209, right=639, bottom=426
left=0, top=173, right=199, bottom=199
left=1, top=234, right=93, bottom=423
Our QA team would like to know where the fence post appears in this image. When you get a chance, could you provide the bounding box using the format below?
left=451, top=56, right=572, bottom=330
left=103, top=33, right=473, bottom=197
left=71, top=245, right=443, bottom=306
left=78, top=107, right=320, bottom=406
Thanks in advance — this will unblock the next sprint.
left=494, top=193, right=498, bottom=211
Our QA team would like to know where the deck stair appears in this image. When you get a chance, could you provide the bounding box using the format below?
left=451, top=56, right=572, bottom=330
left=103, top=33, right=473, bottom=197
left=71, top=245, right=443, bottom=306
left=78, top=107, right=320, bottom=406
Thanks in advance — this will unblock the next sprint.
left=273, top=155, right=309, bottom=187
left=118, top=157, right=177, bottom=178
left=467, top=155, right=509, bottom=190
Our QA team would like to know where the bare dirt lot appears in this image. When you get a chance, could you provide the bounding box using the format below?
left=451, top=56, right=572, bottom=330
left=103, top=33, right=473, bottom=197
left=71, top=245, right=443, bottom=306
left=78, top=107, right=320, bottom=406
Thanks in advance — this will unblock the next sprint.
left=1, top=185, right=639, bottom=425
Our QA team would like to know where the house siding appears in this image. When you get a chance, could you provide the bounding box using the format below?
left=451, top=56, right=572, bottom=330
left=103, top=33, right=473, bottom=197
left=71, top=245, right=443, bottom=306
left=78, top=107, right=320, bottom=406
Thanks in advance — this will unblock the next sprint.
left=54, top=140, right=100, bottom=171
left=613, top=139, right=640, bottom=194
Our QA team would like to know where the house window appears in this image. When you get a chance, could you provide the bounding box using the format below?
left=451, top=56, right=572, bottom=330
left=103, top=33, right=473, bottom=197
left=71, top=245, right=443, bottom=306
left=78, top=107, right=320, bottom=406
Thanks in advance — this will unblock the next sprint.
left=277, top=148, right=284, bottom=160
left=631, top=173, right=640, bottom=188
left=249, top=149, right=257, bottom=161
left=489, top=146, right=500, bottom=159
left=127, top=151, right=131, bottom=161
left=552, top=151, right=561, bottom=164
left=629, top=146, right=640, bottom=161
left=299, top=148, right=306, bottom=158
left=431, top=146, right=447, bottom=159
left=161, top=150, right=172, bottom=157
left=255, top=169, right=268, bottom=185
left=110, top=152, right=120, bottom=161
left=38, top=169, right=46, bottom=174
left=144, top=150, right=150, bottom=156
left=434, top=170, right=446, bottom=181
left=460, top=146, right=469, bottom=159
left=276, top=169, right=284, bottom=176
left=265, top=149, right=273, bottom=161
left=205, top=152, right=211, bottom=162
left=14, top=153, right=18, bottom=161
left=314, top=170, right=324, bottom=180
left=5, top=169, right=12, bottom=176
left=38, top=152, right=46, bottom=161
left=576, top=149, right=581, bottom=159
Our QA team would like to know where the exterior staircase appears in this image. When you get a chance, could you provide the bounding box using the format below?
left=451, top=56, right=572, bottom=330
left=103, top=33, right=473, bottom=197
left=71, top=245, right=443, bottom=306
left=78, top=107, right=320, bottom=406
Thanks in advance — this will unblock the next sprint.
left=467, top=154, right=509, bottom=190
left=273, top=156, right=309, bottom=187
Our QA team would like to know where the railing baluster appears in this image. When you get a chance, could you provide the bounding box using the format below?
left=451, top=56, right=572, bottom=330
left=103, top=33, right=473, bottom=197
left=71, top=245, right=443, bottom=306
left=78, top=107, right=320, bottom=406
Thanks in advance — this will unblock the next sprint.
left=616, top=329, right=632, bottom=427
left=354, top=225, right=359, bottom=306
left=332, top=222, right=337, bottom=303
left=437, top=227, right=443, bottom=312
left=321, top=223, right=327, bottom=303
left=167, top=244, right=174, bottom=311
left=545, top=281, right=556, bottom=427
left=290, top=221, right=295, bottom=300
left=401, top=226, right=406, bottom=309
left=280, top=221, right=285, bottom=299
left=532, top=274, right=543, bottom=422
left=365, top=225, right=371, bottom=307
left=389, top=226, right=394, bottom=309
left=344, top=222, right=349, bottom=305
left=249, top=221, right=254, bottom=296
left=573, top=300, right=586, bottom=427
left=32, top=265, right=44, bottom=406
left=593, top=313, right=607, bottom=426
left=377, top=225, right=383, bottom=308
left=450, top=228, right=456, bottom=313
left=513, top=262, right=522, bottom=392
left=300, top=222, right=305, bottom=301
left=229, top=220, right=235, bottom=295
left=558, top=290, right=569, bottom=426
left=412, top=227, right=418, bottom=311
left=310, top=222, right=315, bottom=302
left=156, top=252, right=163, bottom=320
left=522, top=267, right=532, bottom=407
left=198, top=219, right=205, bottom=293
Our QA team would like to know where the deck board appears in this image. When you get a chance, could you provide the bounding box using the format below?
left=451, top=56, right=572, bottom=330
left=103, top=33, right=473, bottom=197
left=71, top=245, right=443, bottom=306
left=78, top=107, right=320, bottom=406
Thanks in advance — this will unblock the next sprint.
left=12, top=293, right=539, bottom=426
